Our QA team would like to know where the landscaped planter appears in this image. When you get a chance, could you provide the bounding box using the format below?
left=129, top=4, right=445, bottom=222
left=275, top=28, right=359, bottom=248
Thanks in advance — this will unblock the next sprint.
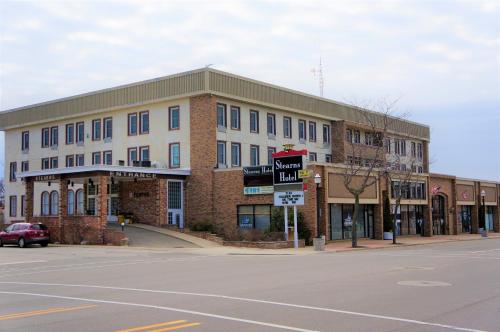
left=383, top=232, right=393, bottom=240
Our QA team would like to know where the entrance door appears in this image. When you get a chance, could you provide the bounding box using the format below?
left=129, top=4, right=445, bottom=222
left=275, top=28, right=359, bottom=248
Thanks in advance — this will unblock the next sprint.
left=167, top=180, right=184, bottom=228
left=432, top=195, right=446, bottom=235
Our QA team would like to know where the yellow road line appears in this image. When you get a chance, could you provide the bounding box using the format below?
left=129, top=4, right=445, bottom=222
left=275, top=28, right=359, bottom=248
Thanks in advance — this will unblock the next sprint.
left=149, top=322, right=201, bottom=332
left=0, top=305, right=97, bottom=321
left=115, top=320, right=187, bottom=332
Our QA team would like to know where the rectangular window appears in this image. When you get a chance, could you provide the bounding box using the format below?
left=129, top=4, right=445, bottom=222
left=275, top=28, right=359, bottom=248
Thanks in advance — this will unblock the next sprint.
left=217, top=103, right=227, bottom=128
left=401, top=140, right=407, bottom=156
left=323, top=124, right=330, bottom=144
left=128, top=147, right=138, bottom=166
left=169, top=143, right=180, bottom=168
left=76, top=122, right=85, bottom=144
left=325, top=154, right=332, bottom=163
left=417, top=143, right=423, bottom=160
left=21, top=131, right=29, bottom=151
left=411, top=142, right=416, bottom=158
left=309, top=122, right=316, bottom=142
left=283, top=116, right=292, bottom=138
left=139, top=111, right=149, bottom=134
left=50, top=157, right=58, bottom=169
left=92, top=152, right=101, bottom=165
left=50, top=126, right=58, bottom=146
left=66, top=124, right=74, bottom=144
left=365, top=132, right=373, bottom=146
left=346, top=129, right=352, bottom=143
left=395, top=139, right=401, bottom=155
left=66, top=155, right=74, bottom=167
left=266, top=113, right=275, bottom=135
left=103, top=117, right=113, bottom=139
left=139, top=146, right=150, bottom=161
left=267, top=147, right=276, bottom=165
left=298, top=120, right=306, bottom=140
left=76, top=154, right=85, bottom=166
left=128, top=113, right=138, bottom=135
left=237, top=205, right=272, bottom=230
left=21, top=195, right=25, bottom=217
left=103, top=151, right=112, bottom=165
left=9, top=162, right=17, bottom=182
left=250, top=110, right=259, bottom=133
left=309, top=152, right=317, bottom=162
left=41, top=128, right=50, bottom=147
left=217, top=141, right=226, bottom=166
left=250, top=145, right=260, bottom=166
left=385, top=138, right=391, bottom=153
left=41, top=158, right=50, bottom=170
left=92, top=119, right=101, bottom=141
left=353, top=130, right=360, bottom=144
left=231, top=142, right=241, bottom=167
left=230, top=106, right=240, bottom=130
left=21, top=161, right=29, bottom=172
left=169, top=106, right=180, bottom=130
left=9, top=196, right=17, bottom=217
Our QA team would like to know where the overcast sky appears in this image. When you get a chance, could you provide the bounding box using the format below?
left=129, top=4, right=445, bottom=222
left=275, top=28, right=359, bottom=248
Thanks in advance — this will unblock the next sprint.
left=1, top=0, right=499, bottom=180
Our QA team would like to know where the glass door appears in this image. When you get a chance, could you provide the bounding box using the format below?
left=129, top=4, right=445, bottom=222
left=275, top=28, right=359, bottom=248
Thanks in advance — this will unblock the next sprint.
left=167, top=180, right=184, bottom=228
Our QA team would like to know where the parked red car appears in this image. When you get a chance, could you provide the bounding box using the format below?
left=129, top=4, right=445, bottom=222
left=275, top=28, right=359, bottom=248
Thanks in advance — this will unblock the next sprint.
left=0, top=223, right=50, bottom=248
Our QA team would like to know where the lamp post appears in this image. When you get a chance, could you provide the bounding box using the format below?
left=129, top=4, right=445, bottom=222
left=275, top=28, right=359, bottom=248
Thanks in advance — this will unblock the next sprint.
left=481, top=190, right=487, bottom=236
left=313, top=173, right=324, bottom=251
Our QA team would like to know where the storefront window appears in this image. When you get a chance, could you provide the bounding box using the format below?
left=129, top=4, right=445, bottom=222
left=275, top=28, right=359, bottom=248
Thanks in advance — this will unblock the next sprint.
left=329, top=204, right=373, bottom=240
left=459, top=205, right=472, bottom=233
left=237, top=205, right=272, bottom=231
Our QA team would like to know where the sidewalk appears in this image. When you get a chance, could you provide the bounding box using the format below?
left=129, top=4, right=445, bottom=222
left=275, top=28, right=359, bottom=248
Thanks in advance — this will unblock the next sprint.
left=325, top=232, right=500, bottom=252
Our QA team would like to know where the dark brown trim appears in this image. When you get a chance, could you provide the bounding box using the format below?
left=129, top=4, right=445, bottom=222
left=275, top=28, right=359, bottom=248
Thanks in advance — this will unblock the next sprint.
left=103, top=117, right=113, bottom=139
left=50, top=156, right=58, bottom=169
left=216, top=103, right=227, bottom=128
left=9, top=195, right=17, bottom=217
left=266, top=112, right=276, bottom=135
left=127, top=113, right=138, bottom=136
left=309, top=121, right=317, bottom=142
left=139, top=110, right=149, bottom=135
left=21, top=130, right=29, bottom=150
left=169, top=142, right=180, bottom=168
left=41, top=158, right=50, bottom=170
left=103, top=150, right=113, bottom=165
left=75, top=122, right=84, bottom=144
left=298, top=119, right=307, bottom=140
left=230, top=142, right=241, bottom=167
left=230, top=105, right=241, bottom=131
left=92, top=151, right=102, bottom=165
left=65, top=155, right=75, bottom=167
left=250, top=110, right=260, bottom=133
left=41, top=127, right=49, bottom=148
left=92, top=119, right=101, bottom=141
left=50, top=126, right=58, bottom=147
left=127, top=147, right=138, bottom=166
left=250, top=144, right=260, bottom=166
left=40, top=191, right=49, bottom=216
left=168, top=106, right=180, bottom=131
left=9, top=162, right=17, bottom=182
left=139, top=145, right=150, bottom=161
left=283, top=116, right=292, bottom=138
left=217, top=140, right=227, bottom=166
left=65, top=123, right=74, bottom=145
left=323, top=123, right=331, bottom=144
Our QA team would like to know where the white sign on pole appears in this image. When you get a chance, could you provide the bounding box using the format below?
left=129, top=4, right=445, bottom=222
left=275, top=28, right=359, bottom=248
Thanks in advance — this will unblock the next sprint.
left=274, top=191, right=305, bottom=206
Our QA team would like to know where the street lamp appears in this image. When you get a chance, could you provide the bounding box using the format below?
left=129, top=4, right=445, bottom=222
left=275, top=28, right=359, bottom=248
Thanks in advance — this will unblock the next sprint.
left=314, top=173, right=322, bottom=239
left=481, top=190, right=487, bottom=236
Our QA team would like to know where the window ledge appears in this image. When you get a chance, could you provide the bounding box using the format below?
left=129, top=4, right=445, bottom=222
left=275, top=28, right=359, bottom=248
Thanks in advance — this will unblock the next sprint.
left=267, top=134, right=276, bottom=140
left=217, top=126, right=227, bottom=133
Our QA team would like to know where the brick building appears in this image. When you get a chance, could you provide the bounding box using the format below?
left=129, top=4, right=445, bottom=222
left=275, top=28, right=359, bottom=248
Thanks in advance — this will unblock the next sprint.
left=1, top=68, right=499, bottom=244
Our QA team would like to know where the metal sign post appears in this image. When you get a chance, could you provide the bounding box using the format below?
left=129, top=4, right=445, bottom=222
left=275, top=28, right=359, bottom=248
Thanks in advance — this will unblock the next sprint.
left=284, top=206, right=288, bottom=241
left=293, top=205, right=298, bottom=249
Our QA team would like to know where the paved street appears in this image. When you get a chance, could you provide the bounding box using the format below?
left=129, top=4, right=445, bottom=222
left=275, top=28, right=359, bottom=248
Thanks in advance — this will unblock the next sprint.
left=0, top=239, right=499, bottom=332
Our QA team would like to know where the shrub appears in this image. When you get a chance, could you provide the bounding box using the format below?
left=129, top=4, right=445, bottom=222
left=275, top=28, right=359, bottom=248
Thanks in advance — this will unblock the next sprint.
left=270, top=207, right=312, bottom=245
left=190, top=221, right=214, bottom=233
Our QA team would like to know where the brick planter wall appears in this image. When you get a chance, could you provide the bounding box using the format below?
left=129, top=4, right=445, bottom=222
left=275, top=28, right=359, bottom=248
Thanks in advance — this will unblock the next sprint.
left=120, top=180, right=161, bottom=226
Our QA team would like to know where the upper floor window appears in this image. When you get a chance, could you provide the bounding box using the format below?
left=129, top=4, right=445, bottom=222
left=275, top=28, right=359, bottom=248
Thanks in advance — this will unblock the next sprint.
left=92, top=119, right=101, bottom=141
left=41, top=158, right=50, bottom=170
left=139, top=146, right=150, bottom=161
left=50, top=126, right=58, bottom=147
left=309, top=122, right=316, bottom=142
left=9, top=162, right=17, bottom=182
left=217, top=141, right=226, bottom=166
left=365, top=132, right=374, bottom=146
left=345, top=129, right=352, bottom=143
left=250, top=145, right=260, bottom=166
left=21, top=161, right=29, bottom=172
left=411, top=142, right=416, bottom=158
left=103, top=117, right=113, bottom=139
left=128, top=113, right=138, bottom=135
left=169, top=143, right=180, bottom=168
left=76, top=154, right=85, bottom=166
left=309, top=152, right=317, bottom=162
left=231, top=142, right=241, bottom=167
left=41, top=127, right=50, bottom=148
left=298, top=120, right=306, bottom=140
left=128, top=147, right=138, bottom=166
left=217, top=103, right=227, bottom=128
left=323, top=124, right=330, bottom=144
left=353, top=130, right=360, bottom=144
left=103, top=151, right=112, bottom=165
left=92, top=152, right=101, bottom=165
left=76, top=122, right=85, bottom=144
left=169, top=106, right=180, bottom=130
left=250, top=110, right=259, bottom=133
left=384, top=138, right=391, bottom=153
left=266, top=113, right=275, bottom=136
left=66, top=124, right=74, bottom=144
left=400, top=140, right=407, bottom=156
left=50, top=157, right=58, bottom=169
left=283, top=117, right=292, bottom=138
left=230, top=106, right=240, bottom=130
left=267, top=147, right=276, bottom=165
left=21, top=131, right=29, bottom=151
left=417, top=143, right=423, bottom=160
left=139, top=111, right=149, bottom=134
left=394, top=139, right=400, bottom=155
left=325, top=154, right=332, bottom=163
left=66, top=155, right=74, bottom=167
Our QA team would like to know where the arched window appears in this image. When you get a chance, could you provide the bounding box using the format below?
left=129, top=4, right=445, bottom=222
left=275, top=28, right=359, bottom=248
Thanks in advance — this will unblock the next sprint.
left=41, top=191, right=50, bottom=216
left=50, top=191, right=59, bottom=215
left=67, top=190, right=75, bottom=215
left=76, top=189, right=84, bottom=215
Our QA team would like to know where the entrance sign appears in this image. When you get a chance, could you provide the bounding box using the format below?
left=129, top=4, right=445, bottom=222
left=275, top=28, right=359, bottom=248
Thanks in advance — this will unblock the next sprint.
left=274, top=191, right=305, bottom=206
left=110, top=171, right=157, bottom=179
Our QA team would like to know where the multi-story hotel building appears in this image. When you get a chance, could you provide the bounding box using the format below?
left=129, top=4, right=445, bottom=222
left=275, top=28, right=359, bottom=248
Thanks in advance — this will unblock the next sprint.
left=1, top=68, right=498, bottom=244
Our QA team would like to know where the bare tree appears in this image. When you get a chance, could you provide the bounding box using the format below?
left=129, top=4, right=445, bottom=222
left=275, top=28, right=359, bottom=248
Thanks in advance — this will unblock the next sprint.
left=336, top=99, right=405, bottom=248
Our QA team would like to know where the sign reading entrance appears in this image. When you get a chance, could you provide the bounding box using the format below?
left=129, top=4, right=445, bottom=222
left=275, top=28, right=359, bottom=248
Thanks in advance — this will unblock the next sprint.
left=274, top=191, right=305, bottom=206
left=109, top=171, right=157, bottom=179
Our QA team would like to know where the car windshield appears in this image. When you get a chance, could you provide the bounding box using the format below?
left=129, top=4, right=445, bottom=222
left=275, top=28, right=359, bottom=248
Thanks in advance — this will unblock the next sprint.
left=4, top=225, right=14, bottom=232
left=31, top=224, right=48, bottom=230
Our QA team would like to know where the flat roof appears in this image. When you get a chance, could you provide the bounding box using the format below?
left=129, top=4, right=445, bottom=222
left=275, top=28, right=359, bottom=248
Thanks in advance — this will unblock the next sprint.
left=0, top=68, right=430, bottom=140
left=18, top=165, right=191, bottom=178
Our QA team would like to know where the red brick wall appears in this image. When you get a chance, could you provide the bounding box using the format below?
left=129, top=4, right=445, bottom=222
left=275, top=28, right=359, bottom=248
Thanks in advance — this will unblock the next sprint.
left=120, top=180, right=160, bottom=226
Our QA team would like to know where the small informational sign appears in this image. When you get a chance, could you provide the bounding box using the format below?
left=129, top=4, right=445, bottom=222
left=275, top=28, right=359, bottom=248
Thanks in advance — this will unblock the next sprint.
left=344, top=216, right=352, bottom=227
left=274, top=191, right=305, bottom=206
left=244, top=186, right=274, bottom=195
left=239, top=216, right=253, bottom=229
left=298, top=169, right=311, bottom=178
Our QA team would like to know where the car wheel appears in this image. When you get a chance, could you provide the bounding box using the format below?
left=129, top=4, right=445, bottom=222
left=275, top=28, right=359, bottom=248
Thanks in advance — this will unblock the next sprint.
left=41, top=242, right=49, bottom=247
left=18, top=237, right=26, bottom=248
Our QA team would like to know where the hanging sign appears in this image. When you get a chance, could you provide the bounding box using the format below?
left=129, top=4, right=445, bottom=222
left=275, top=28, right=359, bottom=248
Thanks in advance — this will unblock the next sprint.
left=274, top=191, right=305, bottom=206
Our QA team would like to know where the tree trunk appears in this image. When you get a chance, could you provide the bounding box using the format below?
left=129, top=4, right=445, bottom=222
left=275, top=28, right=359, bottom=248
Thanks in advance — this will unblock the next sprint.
left=352, top=194, right=359, bottom=248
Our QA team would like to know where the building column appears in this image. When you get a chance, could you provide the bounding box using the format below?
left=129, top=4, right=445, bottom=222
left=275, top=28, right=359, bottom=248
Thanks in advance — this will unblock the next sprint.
left=97, top=175, right=108, bottom=244
left=156, top=178, right=167, bottom=227
left=24, top=178, right=34, bottom=224
left=59, top=177, right=68, bottom=243
left=423, top=177, right=432, bottom=237
left=493, top=206, right=499, bottom=233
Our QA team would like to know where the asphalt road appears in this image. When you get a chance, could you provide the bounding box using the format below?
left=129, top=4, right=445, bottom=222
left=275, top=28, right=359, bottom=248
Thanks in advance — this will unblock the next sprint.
left=0, top=239, right=499, bottom=332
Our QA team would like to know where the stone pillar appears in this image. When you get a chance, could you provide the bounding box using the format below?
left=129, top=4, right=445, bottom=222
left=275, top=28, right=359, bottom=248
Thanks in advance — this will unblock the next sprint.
left=24, top=178, right=34, bottom=224
left=59, top=177, right=68, bottom=243
left=156, top=178, right=168, bottom=227
left=98, top=175, right=108, bottom=244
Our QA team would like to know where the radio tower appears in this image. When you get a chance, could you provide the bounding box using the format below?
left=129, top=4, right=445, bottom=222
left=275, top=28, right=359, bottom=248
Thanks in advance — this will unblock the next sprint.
left=311, top=57, right=324, bottom=97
